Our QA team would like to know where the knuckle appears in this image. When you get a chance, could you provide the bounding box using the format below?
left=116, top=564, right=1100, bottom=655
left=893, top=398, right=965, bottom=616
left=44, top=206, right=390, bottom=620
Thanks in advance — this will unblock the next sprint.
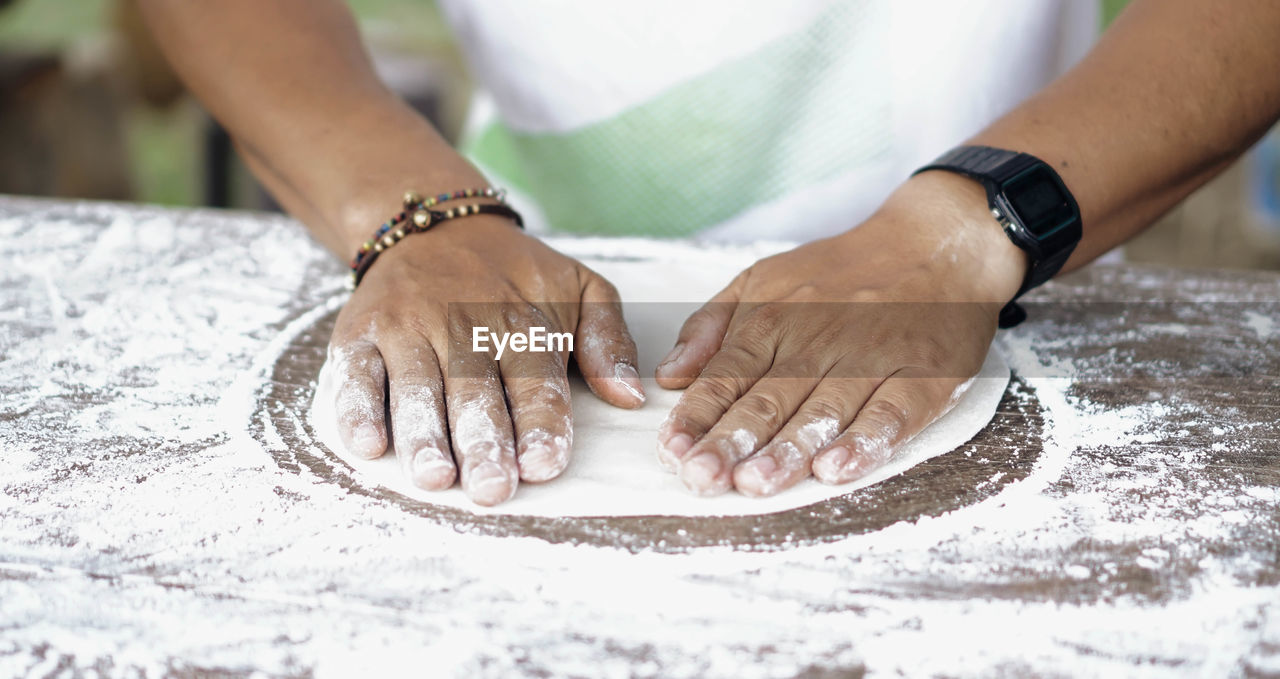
left=395, top=312, right=442, bottom=345
left=513, top=379, right=571, bottom=410
left=446, top=308, right=476, bottom=337
left=697, top=376, right=743, bottom=408
left=778, top=282, right=820, bottom=302
left=802, top=397, right=847, bottom=425
left=860, top=396, right=912, bottom=436
left=493, top=305, right=546, bottom=333
left=501, top=306, right=524, bottom=327
left=334, top=304, right=380, bottom=335
left=329, top=323, right=378, bottom=357
left=499, top=376, right=537, bottom=401
left=773, top=358, right=824, bottom=380
left=719, top=335, right=774, bottom=369
left=339, top=305, right=442, bottom=352
left=909, top=335, right=952, bottom=375
left=847, top=286, right=889, bottom=305
left=716, top=268, right=751, bottom=297
left=735, top=390, right=788, bottom=429
left=525, top=305, right=554, bottom=328
left=679, top=380, right=740, bottom=421
left=738, top=302, right=786, bottom=336
left=447, top=371, right=501, bottom=398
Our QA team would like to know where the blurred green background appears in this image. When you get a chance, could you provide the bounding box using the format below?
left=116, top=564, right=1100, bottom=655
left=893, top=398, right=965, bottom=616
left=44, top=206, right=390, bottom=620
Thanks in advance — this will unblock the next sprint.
left=0, top=0, right=454, bottom=207
left=4, top=0, right=1279, bottom=269
left=0, top=0, right=1136, bottom=210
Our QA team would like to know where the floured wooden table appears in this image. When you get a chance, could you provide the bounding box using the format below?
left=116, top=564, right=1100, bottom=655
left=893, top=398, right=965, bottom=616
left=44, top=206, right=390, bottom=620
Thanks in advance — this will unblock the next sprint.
left=1, top=196, right=1277, bottom=677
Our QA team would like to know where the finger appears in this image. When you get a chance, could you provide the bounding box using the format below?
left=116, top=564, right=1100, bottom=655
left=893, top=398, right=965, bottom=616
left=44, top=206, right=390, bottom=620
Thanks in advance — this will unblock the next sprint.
left=656, top=322, right=777, bottom=494
left=732, top=375, right=880, bottom=497
left=654, top=349, right=759, bottom=477
left=382, top=337, right=454, bottom=491
left=811, top=370, right=969, bottom=485
left=445, top=359, right=519, bottom=506
left=498, top=346, right=574, bottom=484
left=676, top=366, right=818, bottom=496
left=654, top=272, right=745, bottom=389
left=574, top=273, right=645, bottom=408
left=328, top=340, right=388, bottom=460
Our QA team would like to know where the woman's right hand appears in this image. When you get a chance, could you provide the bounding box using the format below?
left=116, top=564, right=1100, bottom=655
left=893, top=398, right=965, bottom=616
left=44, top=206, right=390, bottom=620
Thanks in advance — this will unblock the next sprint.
left=326, top=215, right=645, bottom=506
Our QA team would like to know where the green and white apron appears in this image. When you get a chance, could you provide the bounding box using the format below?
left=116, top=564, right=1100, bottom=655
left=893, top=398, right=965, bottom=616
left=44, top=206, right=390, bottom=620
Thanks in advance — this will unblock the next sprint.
left=438, top=0, right=1100, bottom=242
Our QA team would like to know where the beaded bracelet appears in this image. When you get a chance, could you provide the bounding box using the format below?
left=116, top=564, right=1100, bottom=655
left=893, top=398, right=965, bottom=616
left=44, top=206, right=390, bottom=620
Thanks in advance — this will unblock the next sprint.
left=350, top=198, right=524, bottom=287
left=349, top=187, right=514, bottom=284
left=350, top=187, right=505, bottom=268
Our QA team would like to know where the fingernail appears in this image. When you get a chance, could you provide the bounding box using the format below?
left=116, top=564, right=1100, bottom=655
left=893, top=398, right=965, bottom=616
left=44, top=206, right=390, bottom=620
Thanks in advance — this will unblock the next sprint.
left=351, top=423, right=383, bottom=459
left=465, top=461, right=514, bottom=505
left=613, top=363, right=646, bottom=404
left=739, top=454, right=779, bottom=479
left=680, top=451, right=724, bottom=494
left=518, top=444, right=565, bottom=483
left=735, top=454, right=783, bottom=497
left=657, top=342, right=686, bottom=371
left=658, top=432, right=694, bottom=468
left=813, top=445, right=851, bottom=483
left=411, top=447, right=455, bottom=489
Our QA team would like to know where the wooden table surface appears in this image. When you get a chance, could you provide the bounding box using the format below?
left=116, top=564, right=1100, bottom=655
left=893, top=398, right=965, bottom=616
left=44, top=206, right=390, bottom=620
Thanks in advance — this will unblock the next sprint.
left=1, top=196, right=1277, bottom=678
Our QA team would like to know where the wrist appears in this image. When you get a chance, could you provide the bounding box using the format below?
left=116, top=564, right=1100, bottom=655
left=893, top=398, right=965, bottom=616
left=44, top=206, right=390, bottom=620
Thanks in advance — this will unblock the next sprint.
left=347, top=196, right=528, bottom=286
left=271, top=95, right=494, bottom=255
left=335, top=172, right=501, bottom=254
left=869, top=171, right=1029, bottom=303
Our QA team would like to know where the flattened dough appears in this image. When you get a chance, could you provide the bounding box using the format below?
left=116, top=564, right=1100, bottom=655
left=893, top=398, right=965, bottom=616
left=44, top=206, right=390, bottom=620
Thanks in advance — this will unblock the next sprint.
left=311, top=240, right=1009, bottom=517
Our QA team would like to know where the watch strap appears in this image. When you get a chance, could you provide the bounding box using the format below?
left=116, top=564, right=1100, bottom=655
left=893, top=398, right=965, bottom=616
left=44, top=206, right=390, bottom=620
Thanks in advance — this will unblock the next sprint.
left=996, top=239, right=1077, bottom=328
left=913, top=145, right=1081, bottom=328
left=914, top=146, right=1040, bottom=192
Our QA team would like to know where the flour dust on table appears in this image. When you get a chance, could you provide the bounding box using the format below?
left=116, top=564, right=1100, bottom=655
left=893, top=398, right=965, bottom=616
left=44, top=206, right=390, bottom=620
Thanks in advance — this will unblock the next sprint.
left=310, top=240, right=1011, bottom=517
left=12, top=199, right=1276, bottom=675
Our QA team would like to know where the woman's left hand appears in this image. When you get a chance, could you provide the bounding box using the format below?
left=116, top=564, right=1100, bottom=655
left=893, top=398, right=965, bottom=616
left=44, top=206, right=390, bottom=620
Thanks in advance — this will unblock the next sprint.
left=654, top=172, right=1029, bottom=497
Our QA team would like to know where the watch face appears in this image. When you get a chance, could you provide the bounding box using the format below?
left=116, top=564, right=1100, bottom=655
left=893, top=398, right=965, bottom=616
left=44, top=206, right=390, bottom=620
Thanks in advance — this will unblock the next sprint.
left=1003, top=166, right=1075, bottom=237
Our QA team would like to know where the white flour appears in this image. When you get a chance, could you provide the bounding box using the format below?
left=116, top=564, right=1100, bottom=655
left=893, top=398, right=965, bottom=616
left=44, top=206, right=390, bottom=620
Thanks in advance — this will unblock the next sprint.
left=1, top=198, right=1277, bottom=678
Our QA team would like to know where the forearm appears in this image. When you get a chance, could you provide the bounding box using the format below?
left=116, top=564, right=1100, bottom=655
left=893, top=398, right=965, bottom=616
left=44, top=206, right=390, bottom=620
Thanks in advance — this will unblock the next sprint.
left=969, top=0, right=1280, bottom=272
left=136, top=0, right=486, bottom=255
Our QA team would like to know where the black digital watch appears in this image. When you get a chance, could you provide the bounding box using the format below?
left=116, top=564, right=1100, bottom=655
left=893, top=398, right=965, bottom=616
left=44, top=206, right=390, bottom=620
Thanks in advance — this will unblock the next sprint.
left=913, top=145, right=1082, bottom=328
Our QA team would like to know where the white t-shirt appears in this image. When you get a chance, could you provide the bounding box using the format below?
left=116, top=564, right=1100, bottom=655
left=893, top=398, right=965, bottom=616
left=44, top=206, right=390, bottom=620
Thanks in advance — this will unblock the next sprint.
left=438, top=0, right=1098, bottom=242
